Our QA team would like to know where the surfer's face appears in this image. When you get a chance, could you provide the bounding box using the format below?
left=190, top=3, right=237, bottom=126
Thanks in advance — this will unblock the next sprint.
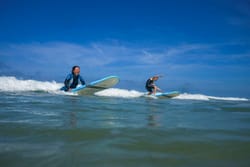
left=153, top=77, right=159, bottom=81
left=73, top=67, right=80, bottom=76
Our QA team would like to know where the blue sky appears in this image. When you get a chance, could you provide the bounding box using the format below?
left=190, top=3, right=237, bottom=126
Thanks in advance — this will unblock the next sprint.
left=0, top=0, right=250, bottom=97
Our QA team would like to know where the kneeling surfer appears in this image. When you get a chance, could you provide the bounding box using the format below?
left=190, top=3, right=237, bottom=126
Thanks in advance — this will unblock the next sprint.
left=61, top=66, right=86, bottom=91
left=145, top=75, right=161, bottom=95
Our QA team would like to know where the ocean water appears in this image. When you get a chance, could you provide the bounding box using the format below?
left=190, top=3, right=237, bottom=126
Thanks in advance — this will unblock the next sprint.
left=0, top=76, right=250, bottom=167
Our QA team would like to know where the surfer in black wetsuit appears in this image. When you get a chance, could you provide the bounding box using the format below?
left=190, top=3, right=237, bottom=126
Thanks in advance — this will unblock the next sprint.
left=145, top=76, right=161, bottom=95
left=61, top=66, right=86, bottom=91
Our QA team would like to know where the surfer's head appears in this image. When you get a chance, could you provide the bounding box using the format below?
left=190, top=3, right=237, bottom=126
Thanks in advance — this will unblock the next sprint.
left=152, top=76, right=159, bottom=81
left=72, top=66, right=80, bottom=76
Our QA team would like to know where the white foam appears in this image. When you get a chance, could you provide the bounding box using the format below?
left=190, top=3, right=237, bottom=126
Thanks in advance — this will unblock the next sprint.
left=0, top=76, right=63, bottom=93
left=207, top=95, right=248, bottom=101
left=0, top=76, right=248, bottom=101
left=174, top=93, right=248, bottom=101
left=95, top=88, right=144, bottom=98
left=174, top=93, right=210, bottom=101
left=96, top=89, right=248, bottom=101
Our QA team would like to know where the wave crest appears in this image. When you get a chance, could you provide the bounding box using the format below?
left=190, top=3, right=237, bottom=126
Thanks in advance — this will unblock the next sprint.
left=0, top=76, right=248, bottom=101
left=0, top=76, right=63, bottom=92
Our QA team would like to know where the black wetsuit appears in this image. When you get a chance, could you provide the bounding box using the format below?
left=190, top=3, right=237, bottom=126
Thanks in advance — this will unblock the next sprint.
left=145, top=78, right=154, bottom=93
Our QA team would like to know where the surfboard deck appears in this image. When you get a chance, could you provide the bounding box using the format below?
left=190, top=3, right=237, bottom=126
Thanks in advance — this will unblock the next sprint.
left=155, top=91, right=180, bottom=99
left=71, top=76, right=119, bottom=95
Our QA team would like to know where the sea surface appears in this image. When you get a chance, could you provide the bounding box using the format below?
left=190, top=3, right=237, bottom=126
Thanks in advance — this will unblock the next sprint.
left=0, top=76, right=250, bottom=167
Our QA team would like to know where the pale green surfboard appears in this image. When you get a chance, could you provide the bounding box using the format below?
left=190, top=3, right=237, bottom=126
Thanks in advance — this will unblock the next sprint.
left=71, top=76, right=119, bottom=95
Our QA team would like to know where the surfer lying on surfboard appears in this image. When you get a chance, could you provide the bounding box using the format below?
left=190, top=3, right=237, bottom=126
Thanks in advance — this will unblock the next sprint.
left=145, top=75, right=162, bottom=95
left=60, top=66, right=86, bottom=92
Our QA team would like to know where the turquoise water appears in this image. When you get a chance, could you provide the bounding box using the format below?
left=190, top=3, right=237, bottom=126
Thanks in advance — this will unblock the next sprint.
left=0, top=77, right=250, bottom=167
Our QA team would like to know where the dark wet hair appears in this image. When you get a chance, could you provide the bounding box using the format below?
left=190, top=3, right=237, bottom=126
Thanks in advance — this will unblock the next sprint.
left=72, top=66, right=80, bottom=73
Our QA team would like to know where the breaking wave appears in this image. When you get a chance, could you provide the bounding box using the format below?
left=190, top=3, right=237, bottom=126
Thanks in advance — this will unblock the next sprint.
left=0, top=76, right=248, bottom=101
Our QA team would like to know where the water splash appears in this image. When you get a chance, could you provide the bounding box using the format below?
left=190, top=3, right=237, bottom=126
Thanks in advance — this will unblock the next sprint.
left=174, top=93, right=248, bottom=101
left=95, top=88, right=144, bottom=98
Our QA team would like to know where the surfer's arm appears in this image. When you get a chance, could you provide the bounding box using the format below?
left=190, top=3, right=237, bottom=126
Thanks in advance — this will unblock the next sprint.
left=155, top=86, right=161, bottom=92
left=64, top=74, right=72, bottom=91
left=157, top=87, right=161, bottom=91
left=64, top=79, right=70, bottom=91
left=79, top=76, right=86, bottom=85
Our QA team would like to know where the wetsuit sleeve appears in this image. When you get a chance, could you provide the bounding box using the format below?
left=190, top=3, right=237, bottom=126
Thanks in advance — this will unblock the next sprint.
left=79, top=75, right=86, bottom=85
left=64, top=74, right=72, bottom=91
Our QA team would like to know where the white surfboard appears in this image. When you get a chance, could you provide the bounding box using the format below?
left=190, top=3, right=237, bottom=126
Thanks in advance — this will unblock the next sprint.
left=155, top=91, right=180, bottom=99
left=71, top=76, right=119, bottom=95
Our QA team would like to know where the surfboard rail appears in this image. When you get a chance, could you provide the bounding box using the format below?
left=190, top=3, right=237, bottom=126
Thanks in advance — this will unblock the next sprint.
left=155, top=91, right=180, bottom=98
left=71, top=76, right=119, bottom=95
